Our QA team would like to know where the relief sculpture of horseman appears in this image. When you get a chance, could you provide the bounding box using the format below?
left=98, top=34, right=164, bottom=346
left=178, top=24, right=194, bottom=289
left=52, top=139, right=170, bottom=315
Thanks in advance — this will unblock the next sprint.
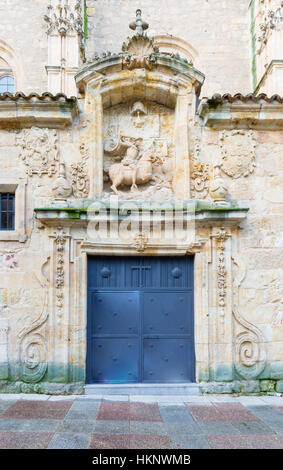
left=105, top=135, right=155, bottom=194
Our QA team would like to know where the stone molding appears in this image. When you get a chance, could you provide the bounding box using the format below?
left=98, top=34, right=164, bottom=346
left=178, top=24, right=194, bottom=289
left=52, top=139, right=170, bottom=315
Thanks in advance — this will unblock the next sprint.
left=198, top=94, right=283, bottom=129
left=0, top=93, right=78, bottom=129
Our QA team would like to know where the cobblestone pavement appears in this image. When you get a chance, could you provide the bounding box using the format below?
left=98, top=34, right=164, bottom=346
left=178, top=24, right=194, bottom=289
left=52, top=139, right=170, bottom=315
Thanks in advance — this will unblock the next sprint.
left=0, top=394, right=282, bottom=449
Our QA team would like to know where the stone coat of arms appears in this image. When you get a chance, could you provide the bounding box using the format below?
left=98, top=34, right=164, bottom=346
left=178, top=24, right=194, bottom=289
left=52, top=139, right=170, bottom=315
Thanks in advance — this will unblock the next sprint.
left=219, top=130, right=256, bottom=179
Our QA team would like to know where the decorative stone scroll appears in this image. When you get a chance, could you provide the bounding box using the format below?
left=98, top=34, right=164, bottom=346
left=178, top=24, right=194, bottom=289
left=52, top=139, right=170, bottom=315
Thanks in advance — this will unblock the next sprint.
left=18, top=291, right=49, bottom=384
left=232, top=254, right=267, bottom=379
left=17, top=127, right=59, bottom=177
left=17, top=257, right=50, bottom=385
left=219, top=130, right=256, bottom=179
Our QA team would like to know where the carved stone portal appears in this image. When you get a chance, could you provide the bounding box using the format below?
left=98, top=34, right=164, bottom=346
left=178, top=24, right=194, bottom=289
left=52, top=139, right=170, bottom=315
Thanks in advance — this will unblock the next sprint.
left=103, top=101, right=174, bottom=201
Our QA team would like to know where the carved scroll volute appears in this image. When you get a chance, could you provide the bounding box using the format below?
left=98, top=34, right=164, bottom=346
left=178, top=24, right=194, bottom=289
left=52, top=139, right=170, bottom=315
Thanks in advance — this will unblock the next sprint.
left=18, top=256, right=51, bottom=384
left=232, top=254, right=267, bottom=380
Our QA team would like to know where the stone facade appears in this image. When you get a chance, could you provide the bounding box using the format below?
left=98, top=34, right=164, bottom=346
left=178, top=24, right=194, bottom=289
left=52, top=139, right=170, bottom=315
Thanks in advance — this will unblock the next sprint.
left=0, top=1, right=282, bottom=394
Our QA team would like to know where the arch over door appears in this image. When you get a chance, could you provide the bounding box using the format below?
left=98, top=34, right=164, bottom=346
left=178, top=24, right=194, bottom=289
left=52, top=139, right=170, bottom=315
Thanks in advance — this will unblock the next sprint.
left=86, top=256, right=195, bottom=384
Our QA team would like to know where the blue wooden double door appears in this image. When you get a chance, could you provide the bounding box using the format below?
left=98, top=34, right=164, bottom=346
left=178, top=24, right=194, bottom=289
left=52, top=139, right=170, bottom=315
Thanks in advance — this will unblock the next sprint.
left=86, top=256, right=195, bottom=384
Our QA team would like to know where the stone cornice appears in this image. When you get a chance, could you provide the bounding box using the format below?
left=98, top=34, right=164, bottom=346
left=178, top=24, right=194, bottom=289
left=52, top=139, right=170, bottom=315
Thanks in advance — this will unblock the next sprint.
left=198, top=93, right=283, bottom=129
left=76, top=55, right=205, bottom=97
left=34, top=199, right=249, bottom=228
left=0, top=93, right=78, bottom=128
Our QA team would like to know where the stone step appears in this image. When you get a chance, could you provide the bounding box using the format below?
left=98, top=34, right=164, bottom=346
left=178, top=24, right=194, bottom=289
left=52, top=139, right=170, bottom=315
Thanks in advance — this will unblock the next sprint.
left=84, top=383, right=201, bottom=396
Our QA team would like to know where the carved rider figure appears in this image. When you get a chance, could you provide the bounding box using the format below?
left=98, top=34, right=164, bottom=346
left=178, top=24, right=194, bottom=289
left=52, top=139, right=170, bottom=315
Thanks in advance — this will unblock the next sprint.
left=120, top=139, right=141, bottom=191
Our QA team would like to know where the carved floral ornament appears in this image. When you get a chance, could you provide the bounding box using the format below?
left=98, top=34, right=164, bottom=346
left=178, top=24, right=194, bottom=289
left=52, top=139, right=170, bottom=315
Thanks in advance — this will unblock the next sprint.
left=53, top=226, right=67, bottom=325
left=44, top=0, right=84, bottom=37
left=257, top=0, right=283, bottom=54
left=17, top=127, right=59, bottom=177
left=71, top=142, right=90, bottom=197
left=219, top=130, right=257, bottom=179
left=191, top=161, right=210, bottom=199
left=214, top=227, right=230, bottom=309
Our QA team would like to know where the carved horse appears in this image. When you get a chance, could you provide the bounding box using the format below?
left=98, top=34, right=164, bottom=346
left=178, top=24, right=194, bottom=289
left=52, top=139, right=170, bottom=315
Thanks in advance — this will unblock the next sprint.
left=109, top=150, right=154, bottom=194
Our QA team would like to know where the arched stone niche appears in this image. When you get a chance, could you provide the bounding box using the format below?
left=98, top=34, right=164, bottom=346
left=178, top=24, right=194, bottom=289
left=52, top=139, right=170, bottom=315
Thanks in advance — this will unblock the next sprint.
left=75, top=28, right=204, bottom=201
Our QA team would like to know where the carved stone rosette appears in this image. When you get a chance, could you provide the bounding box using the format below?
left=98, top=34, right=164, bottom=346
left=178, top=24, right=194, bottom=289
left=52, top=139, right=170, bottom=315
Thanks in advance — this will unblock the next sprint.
left=17, top=127, right=59, bottom=177
left=219, top=130, right=256, bottom=179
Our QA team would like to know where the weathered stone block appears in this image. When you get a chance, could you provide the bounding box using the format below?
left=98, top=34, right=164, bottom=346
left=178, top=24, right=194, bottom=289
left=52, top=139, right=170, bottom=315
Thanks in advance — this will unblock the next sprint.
left=276, top=380, right=283, bottom=393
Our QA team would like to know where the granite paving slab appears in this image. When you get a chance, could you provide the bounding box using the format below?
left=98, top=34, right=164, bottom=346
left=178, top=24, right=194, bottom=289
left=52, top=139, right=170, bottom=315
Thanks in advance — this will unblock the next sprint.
left=97, top=401, right=162, bottom=422
left=57, top=419, right=96, bottom=433
left=89, top=433, right=130, bottom=449
left=207, top=434, right=283, bottom=449
left=0, top=400, right=73, bottom=420
left=0, top=395, right=281, bottom=449
left=186, top=402, right=259, bottom=422
left=48, top=432, right=92, bottom=449
left=168, top=433, right=211, bottom=449
left=93, top=420, right=130, bottom=434
left=0, top=431, right=54, bottom=449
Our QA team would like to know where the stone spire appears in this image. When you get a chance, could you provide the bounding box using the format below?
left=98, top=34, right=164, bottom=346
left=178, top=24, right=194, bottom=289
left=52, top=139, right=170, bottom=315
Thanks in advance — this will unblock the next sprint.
left=129, top=9, right=149, bottom=35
